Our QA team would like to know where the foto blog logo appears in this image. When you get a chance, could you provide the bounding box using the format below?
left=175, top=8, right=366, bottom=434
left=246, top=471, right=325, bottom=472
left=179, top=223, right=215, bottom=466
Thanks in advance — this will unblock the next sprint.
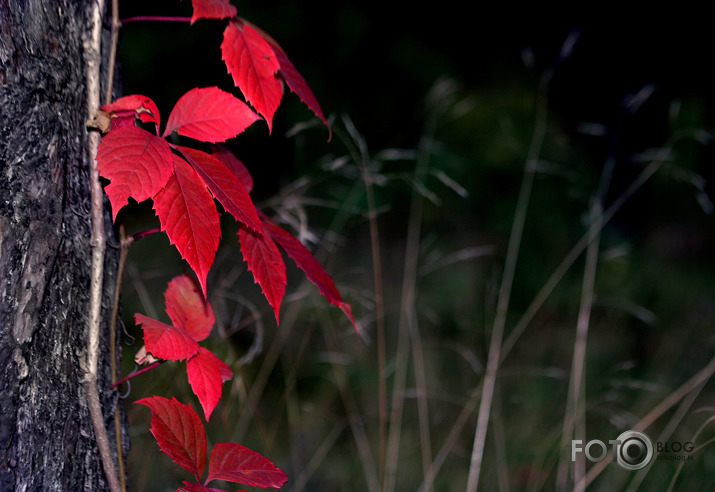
left=571, top=431, right=654, bottom=470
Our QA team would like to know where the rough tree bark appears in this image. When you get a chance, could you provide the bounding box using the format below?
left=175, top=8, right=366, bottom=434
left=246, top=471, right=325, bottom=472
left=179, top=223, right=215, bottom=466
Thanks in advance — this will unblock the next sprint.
left=0, top=1, right=126, bottom=490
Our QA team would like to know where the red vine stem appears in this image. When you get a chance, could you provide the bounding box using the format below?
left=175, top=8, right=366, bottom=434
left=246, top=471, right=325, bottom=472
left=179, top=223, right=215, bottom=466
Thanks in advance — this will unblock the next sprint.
left=112, top=361, right=166, bottom=389
left=132, top=227, right=162, bottom=241
left=121, top=16, right=192, bottom=24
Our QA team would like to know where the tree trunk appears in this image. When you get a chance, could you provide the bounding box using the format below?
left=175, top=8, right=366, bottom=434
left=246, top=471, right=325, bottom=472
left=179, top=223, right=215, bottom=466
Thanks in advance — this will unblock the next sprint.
left=0, top=1, right=126, bottom=490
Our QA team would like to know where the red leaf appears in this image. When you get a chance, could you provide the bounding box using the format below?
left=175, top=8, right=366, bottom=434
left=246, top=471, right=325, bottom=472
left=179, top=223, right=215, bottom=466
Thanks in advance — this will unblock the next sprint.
left=261, top=216, right=355, bottom=328
left=175, top=145, right=262, bottom=233
left=106, top=111, right=141, bottom=131
left=190, top=0, right=237, bottom=24
left=221, top=20, right=282, bottom=132
left=101, top=94, right=161, bottom=127
left=207, top=442, right=288, bottom=488
left=245, top=20, right=331, bottom=139
left=163, top=87, right=260, bottom=143
left=96, top=126, right=174, bottom=220
left=154, top=155, right=221, bottom=297
left=165, top=273, right=216, bottom=342
left=135, top=313, right=200, bottom=361
left=135, top=396, right=208, bottom=481
left=187, top=347, right=234, bottom=420
left=238, top=224, right=286, bottom=324
left=210, top=145, right=253, bottom=193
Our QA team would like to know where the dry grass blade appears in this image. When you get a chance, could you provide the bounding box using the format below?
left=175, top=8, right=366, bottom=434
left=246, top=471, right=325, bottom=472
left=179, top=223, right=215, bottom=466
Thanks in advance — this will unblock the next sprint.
left=578, top=354, right=715, bottom=489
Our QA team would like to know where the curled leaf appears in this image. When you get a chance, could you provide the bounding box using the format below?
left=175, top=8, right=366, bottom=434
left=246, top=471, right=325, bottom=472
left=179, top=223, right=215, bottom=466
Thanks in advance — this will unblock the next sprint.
left=165, top=273, right=216, bottom=342
left=101, top=94, right=161, bottom=127
left=190, top=0, right=237, bottom=24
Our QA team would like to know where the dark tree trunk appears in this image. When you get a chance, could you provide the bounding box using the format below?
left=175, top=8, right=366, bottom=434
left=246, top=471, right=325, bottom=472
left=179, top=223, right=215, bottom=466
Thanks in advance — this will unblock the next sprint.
left=0, top=1, right=126, bottom=490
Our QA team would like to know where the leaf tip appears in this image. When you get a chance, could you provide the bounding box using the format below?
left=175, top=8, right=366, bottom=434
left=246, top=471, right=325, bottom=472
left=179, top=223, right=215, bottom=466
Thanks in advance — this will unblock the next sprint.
left=339, top=302, right=356, bottom=329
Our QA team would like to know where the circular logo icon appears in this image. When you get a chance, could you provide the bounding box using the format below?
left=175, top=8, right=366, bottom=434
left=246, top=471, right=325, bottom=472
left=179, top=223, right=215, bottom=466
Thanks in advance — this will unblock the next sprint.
left=614, top=430, right=653, bottom=470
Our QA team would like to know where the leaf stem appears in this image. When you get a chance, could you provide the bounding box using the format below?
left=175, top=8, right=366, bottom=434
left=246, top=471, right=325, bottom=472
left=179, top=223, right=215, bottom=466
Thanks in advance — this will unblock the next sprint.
left=112, top=361, right=166, bottom=389
left=132, top=227, right=162, bottom=241
left=121, top=16, right=192, bottom=24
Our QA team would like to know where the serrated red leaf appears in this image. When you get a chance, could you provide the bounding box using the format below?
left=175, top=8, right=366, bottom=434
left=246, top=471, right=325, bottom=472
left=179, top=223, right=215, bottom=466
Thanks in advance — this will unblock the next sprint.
left=187, top=347, right=233, bottom=420
left=221, top=20, right=282, bottom=132
left=163, top=87, right=260, bottom=143
left=244, top=20, right=331, bottom=139
left=96, top=126, right=174, bottom=220
left=101, top=94, right=161, bottom=127
left=190, top=0, right=237, bottom=24
left=175, top=145, right=262, bottom=233
left=135, top=313, right=200, bottom=361
left=238, top=224, right=286, bottom=324
left=135, top=396, right=208, bottom=481
left=274, top=50, right=331, bottom=139
left=210, top=145, right=253, bottom=193
left=165, top=273, right=216, bottom=342
left=154, top=155, right=221, bottom=297
left=260, top=215, right=355, bottom=328
left=207, top=442, right=288, bottom=488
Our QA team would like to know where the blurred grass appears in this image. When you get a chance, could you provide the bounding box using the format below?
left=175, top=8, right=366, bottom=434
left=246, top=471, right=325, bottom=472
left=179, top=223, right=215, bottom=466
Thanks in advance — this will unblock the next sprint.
left=112, top=5, right=715, bottom=490
left=120, top=80, right=715, bottom=490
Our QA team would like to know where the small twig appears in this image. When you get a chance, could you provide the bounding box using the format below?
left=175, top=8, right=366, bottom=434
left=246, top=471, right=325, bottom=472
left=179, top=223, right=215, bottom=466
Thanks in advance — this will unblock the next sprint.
left=104, top=0, right=120, bottom=106
left=105, top=0, right=127, bottom=488
left=84, top=1, right=122, bottom=490
left=110, top=225, right=132, bottom=492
